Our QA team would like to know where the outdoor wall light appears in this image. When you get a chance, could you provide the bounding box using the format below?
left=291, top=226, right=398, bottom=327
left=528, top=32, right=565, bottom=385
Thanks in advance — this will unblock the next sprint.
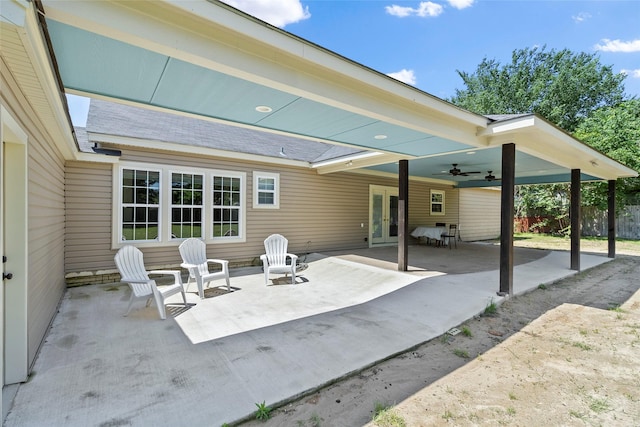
left=255, top=105, right=272, bottom=113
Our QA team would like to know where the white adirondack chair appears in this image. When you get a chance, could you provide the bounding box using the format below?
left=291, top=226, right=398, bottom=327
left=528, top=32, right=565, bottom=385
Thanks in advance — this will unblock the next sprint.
left=260, top=234, right=298, bottom=285
left=114, top=245, right=187, bottom=320
left=179, top=238, right=231, bottom=299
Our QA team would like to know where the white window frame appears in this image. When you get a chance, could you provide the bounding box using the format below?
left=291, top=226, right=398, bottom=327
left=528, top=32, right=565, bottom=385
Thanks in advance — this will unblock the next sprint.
left=430, top=189, right=445, bottom=216
left=253, top=171, right=279, bottom=209
left=211, top=171, right=245, bottom=241
left=169, top=170, right=205, bottom=240
left=118, top=166, right=162, bottom=243
left=113, top=162, right=246, bottom=248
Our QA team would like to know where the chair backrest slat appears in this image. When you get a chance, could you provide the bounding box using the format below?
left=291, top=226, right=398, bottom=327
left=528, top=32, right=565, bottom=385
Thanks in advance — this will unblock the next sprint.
left=264, top=234, right=288, bottom=267
left=179, top=238, right=210, bottom=275
left=115, top=246, right=153, bottom=297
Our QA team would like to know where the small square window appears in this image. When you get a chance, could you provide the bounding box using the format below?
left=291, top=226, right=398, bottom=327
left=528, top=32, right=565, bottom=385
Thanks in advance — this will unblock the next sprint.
left=253, top=172, right=279, bottom=209
left=430, top=189, right=445, bottom=216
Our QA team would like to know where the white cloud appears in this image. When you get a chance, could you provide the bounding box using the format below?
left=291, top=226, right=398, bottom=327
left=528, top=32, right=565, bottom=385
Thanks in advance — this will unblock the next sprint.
left=221, top=0, right=310, bottom=28
left=447, top=0, right=474, bottom=10
left=386, top=2, right=443, bottom=18
left=572, top=12, right=591, bottom=23
left=621, top=69, right=640, bottom=79
left=387, top=69, right=417, bottom=85
left=594, top=39, right=640, bottom=53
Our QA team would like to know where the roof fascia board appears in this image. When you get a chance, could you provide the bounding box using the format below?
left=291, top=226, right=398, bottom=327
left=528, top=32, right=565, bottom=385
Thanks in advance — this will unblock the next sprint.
left=484, top=115, right=637, bottom=180
left=314, top=153, right=408, bottom=175
left=89, top=132, right=311, bottom=168
left=17, top=2, right=76, bottom=159
left=347, top=168, right=456, bottom=186
left=42, top=0, right=487, bottom=147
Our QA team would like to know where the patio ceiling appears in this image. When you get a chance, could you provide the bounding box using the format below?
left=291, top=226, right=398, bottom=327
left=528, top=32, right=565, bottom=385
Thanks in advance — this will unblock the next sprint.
left=40, top=0, right=636, bottom=186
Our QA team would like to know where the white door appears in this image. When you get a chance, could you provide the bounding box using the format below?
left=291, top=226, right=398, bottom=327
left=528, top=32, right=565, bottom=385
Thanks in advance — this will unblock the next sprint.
left=1, top=108, right=29, bottom=386
left=370, top=185, right=399, bottom=245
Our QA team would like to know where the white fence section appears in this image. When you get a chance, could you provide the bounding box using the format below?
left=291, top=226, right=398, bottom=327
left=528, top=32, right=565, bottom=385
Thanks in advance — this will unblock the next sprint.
left=582, top=205, right=640, bottom=239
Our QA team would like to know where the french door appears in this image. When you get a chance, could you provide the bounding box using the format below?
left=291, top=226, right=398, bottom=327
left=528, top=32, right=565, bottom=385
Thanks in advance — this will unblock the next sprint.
left=370, top=185, right=399, bottom=245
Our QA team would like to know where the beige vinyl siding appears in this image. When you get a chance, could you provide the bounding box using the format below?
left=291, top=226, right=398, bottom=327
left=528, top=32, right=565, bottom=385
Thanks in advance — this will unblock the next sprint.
left=27, top=127, right=66, bottom=366
left=408, top=184, right=460, bottom=241
left=2, top=92, right=67, bottom=367
left=459, top=188, right=501, bottom=241
left=64, top=146, right=459, bottom=280
left=65, top=162, right=114, bottom=273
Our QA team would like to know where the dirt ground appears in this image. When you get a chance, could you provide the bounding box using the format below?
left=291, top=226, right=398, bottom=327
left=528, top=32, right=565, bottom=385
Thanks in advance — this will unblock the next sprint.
left=240, top=252, right=640, bottom=426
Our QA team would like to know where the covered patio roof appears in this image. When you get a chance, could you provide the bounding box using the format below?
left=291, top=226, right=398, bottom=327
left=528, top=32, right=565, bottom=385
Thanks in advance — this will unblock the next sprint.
left=37, top=0, right=636, bottom=186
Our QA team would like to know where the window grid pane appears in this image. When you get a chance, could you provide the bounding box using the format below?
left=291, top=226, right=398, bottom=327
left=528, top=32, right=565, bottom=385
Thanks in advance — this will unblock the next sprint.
left=212, top=175, right=241, bottom=237
left=256, top=176, right=276, bottom=206
left=121, top=168, right=160, bottom=241
left=171, top=172, right=204, bottom=239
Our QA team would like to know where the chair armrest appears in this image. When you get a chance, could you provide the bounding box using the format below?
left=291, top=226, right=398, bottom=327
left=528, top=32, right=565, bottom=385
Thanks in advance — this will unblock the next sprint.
left=120, top=277, right=153, bottom=285
left=260, top=254, right=267, bottom=261
left=180, top=263, right=197, bottom=269
left=206, top=259, right=229, bottom=267
left=286, top=254, right=298, bottom=262
left=148, top=270, right=183, bottom=285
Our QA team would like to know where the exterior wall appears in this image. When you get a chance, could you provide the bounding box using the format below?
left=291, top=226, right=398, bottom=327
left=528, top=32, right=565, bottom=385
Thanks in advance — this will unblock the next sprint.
left=459, top=188, right=501, bottom=241
left=1, top=65, right=67, bottom=368
left=64, top=146, right=458, bottom=284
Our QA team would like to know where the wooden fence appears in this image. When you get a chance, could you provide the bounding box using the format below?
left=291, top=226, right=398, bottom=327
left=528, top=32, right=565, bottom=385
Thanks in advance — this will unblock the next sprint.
left=582, top=205, right=640, bottom=239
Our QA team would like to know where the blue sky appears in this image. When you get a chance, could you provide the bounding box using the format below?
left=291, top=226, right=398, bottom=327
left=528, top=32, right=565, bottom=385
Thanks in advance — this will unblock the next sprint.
left=67, top=0, right=640, bottom=126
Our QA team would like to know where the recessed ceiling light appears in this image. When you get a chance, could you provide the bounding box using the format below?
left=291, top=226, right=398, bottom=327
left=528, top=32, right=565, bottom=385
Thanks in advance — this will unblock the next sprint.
left=374, top=134, right=387, bottom=140
left=255, top=105, right=272, bottom=113
left=466, top=151, right=476, bottom=155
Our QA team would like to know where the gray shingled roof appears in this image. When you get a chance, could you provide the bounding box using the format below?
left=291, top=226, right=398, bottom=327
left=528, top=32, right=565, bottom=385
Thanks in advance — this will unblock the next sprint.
left=83, top=99, right=365, bottom=163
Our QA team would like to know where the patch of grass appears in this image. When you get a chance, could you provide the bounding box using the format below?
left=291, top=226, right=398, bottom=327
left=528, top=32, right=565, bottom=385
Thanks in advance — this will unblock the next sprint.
left=572, top=341, right=592, bottom=351
left=461, top=325, right=473, bottom=337
left=442, top=409, right=455, bottom=421
left=372, top=403, right=406, bottom=427
left=569, top=410, right=586, bottom=420
left=508, top=392, right=517, bottom=401
left=255, top=401, right=272, bottom=421
left=506, top=407, right=516, bottom=416
left=589, top=398, right=610, bottom=413
left=453, top=349, right=470, bottom=359
left=308, top=413, right=322, bottom=427
left=483, top=298, right=498, bottom=316
left=537, top=284, right=548, bottom=290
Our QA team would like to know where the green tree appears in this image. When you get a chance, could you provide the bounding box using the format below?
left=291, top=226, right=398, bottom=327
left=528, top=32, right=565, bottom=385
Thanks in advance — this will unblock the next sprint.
left=575, top=99, right=640, bottom=210
left=449, top=46, right=634, bottom=232
left=450, top=46, right=626, bottom=132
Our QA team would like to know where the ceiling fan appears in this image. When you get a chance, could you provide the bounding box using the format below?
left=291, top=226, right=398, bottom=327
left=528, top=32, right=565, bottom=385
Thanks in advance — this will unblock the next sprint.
left=483, top=171, right=501, bottom=182
left=437, top=163, right=481, bottom=177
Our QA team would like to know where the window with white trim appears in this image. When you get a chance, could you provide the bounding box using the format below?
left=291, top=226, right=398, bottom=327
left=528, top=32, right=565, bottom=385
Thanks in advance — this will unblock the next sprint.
left=171, top=172, right=203, bottom=239
left=115, top=163, right=245, bottom=246
left=212, top=174, right=242, bottom=237
left=253, top=171, right=279, bottom=209
left=121, top=168, right=160, bottom=241
left=430, top=189, right=445, bottom=215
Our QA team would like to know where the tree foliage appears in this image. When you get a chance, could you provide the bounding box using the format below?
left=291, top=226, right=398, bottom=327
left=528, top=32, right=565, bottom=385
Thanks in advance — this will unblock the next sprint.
left=450, top=46, right=626, bottom=133
left=575, top=99, right=640, bottom=210
left=449, top=46, right=635, bottom=232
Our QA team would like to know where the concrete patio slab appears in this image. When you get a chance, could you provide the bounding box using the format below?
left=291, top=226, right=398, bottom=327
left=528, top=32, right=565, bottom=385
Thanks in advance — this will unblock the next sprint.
left=3, top=245, right=612, bottom=426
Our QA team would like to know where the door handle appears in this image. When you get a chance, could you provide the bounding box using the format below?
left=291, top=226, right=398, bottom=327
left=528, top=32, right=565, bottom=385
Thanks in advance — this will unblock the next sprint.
left=3, top=256, right=12, bottom=279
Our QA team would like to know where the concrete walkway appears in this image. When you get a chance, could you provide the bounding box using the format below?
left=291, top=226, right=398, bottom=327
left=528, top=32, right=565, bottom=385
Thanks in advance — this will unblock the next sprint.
left=3, top=246, right=611, bottom=426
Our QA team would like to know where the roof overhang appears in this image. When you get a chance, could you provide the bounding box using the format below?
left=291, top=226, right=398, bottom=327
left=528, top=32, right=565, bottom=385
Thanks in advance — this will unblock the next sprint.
left=4, top=0, right=635, bottom=185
